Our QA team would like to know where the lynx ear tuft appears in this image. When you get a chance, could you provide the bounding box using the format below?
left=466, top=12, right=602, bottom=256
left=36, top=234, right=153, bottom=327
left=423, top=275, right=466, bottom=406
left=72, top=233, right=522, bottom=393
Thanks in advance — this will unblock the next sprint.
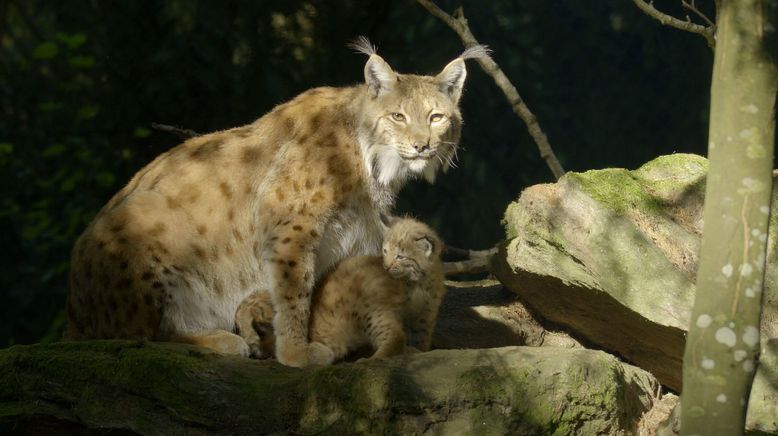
left=348, top=36, right=378, bottom=56
left=459, top=44, right=492, bottom=61
left=350, top=36, right=396, bottom=97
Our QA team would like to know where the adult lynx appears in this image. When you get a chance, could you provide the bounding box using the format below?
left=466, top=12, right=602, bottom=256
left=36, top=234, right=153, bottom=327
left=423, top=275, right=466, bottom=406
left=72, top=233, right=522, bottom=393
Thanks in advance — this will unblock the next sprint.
left=65, top=38, right=486, bottom=367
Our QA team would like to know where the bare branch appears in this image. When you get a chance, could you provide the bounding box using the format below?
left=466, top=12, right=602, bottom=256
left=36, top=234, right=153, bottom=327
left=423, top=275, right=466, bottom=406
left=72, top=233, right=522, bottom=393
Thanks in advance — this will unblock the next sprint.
left=151, top=123, right=199, bottom=139
left=631, top=0, right=716, bottom=49
left=443, top=245, right=497, bottom=259
left=443, top=257, right=492, bottom=276
left=682, top=0, right=715, bottom=28
left=445, top=278, right=501, bottom=288
left=415, top=0, right=566, bottom=180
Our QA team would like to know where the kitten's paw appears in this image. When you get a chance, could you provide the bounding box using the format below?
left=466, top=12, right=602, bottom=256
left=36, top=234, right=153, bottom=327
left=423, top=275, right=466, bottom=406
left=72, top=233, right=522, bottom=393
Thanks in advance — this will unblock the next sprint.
left=307, top=342, right=335, bottom=366
left=247, top=342, right=271, bottom=359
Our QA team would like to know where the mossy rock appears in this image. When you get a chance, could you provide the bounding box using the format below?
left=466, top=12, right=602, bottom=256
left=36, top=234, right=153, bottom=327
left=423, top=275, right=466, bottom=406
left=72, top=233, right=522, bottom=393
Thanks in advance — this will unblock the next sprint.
left=0, top=340, right=659, bottom=435
left=495, top=153, right=777, bottom=393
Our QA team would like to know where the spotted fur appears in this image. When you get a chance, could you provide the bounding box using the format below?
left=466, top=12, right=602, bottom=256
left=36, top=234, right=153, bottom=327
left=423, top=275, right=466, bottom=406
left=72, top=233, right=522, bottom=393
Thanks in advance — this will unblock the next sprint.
left=65, top=39, right=471, bottom=367
left=236, top=218, right=446, bottom=361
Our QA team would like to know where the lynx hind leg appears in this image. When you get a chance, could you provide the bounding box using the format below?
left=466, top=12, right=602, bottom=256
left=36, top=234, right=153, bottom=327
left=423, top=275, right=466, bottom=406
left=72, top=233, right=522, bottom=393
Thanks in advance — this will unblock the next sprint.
left=367, top=312, right=406, bottom=359
left=235, top=290, right=277, bottom=359
left=167, top=330, right=250, bottom=357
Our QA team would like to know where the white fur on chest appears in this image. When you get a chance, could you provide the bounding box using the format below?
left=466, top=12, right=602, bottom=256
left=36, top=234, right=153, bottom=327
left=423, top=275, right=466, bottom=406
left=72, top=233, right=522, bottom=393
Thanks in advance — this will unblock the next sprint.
left=315, top=202, right=384, bottom=278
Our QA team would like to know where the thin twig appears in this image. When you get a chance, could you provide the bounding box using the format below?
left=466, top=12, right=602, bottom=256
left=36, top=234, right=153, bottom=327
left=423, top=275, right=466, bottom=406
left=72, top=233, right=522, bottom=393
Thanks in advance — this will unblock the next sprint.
left=443, top=256, right=492, bottom=276
left=443, top=245, right=498, bottom=259
left=631, top=0, right=716, bottom=49
left=416, top=0, right=566, bottom=180
left=151, top=123, right=199, bottom=139
left=682, top=0, right=715, bottom=28
left=445, top=278, right=502, bottom=288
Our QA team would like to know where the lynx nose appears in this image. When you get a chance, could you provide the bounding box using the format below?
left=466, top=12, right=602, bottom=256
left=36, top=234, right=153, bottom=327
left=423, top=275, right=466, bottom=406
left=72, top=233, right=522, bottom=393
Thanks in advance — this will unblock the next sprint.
left=412, top=141, right=430, bottom=153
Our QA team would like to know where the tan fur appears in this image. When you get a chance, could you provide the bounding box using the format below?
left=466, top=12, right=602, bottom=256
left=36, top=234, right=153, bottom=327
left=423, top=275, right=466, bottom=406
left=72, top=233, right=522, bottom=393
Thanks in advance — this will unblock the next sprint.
left=236, top=218, right=446, bottom=361
left=65, top=42, right=469, bottom=367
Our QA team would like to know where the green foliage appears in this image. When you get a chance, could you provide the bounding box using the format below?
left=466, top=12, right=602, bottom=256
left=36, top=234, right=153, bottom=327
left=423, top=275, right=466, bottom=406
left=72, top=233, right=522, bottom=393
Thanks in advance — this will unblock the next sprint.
left=0, top=0, right=713, bottom=345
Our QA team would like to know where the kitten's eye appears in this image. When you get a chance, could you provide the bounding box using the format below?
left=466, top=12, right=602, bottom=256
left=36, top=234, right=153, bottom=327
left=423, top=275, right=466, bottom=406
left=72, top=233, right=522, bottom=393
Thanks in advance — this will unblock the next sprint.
left=430, top=113, right=446, bottom=124
left=390, top=112, right=406, bottom=122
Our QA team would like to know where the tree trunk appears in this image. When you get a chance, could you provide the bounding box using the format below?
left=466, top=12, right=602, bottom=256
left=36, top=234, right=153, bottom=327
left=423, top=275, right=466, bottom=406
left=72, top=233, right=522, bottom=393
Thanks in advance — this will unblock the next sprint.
left=680, top=0, right=778, bottom=434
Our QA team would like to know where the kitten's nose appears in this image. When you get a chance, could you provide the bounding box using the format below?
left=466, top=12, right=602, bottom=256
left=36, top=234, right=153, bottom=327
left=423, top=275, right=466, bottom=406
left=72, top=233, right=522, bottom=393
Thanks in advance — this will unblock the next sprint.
left=412, top=141, right=430, bottom=152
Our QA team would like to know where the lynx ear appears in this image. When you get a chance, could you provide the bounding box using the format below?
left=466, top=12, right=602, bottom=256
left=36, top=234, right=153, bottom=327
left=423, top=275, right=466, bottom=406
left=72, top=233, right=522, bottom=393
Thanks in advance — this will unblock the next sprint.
left=435, top=58, right=467, bottom=103
left=364, top=55, right=397, bottom=97
left=415, top=236, right=435, bottom=258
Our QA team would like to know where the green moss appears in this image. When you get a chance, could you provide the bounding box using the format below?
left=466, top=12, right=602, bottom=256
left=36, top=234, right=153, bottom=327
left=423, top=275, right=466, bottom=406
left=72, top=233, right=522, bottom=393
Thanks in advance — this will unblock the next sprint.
left=566, top=169, right=662, bottom=215
left=633, top=153, right=708, bottom=178
left=1, top=343, right=662, bottom=434
left=503, top=201, right=522, bottom=240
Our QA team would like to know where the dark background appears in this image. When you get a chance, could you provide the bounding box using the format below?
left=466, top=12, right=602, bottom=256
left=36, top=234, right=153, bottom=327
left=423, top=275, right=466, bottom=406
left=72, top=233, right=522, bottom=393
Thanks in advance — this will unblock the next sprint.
left=0, top=0, right=717, bottom=346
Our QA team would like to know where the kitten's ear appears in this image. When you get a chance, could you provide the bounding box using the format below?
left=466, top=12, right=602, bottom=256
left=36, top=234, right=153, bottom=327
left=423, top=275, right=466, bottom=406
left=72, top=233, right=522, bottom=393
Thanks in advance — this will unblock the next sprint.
left=379, top=213, right=397, bottom=232
left=364, top=55, right=397, bottom=98
left=435, top=58, right=467, bottom=103
left=416, top=236, right=435, bottom=258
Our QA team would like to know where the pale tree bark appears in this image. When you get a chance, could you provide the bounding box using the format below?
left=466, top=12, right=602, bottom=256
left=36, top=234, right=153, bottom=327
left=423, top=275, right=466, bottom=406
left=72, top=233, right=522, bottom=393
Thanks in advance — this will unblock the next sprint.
left=680, top=0, right=777, bottom=434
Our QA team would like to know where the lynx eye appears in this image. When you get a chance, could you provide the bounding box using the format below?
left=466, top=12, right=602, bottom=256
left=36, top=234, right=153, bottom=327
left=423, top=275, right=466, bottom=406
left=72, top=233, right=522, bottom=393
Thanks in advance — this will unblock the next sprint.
left=390, top=112, right=406, bottom=122
left=429, top=113, right=446, bottom=123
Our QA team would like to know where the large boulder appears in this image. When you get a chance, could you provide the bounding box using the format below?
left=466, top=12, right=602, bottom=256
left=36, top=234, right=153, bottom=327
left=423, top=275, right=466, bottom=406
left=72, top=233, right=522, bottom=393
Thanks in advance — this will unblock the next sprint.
left=492, top=154, right=777, bottom=431
left=0, top=340, right=659, bottom=435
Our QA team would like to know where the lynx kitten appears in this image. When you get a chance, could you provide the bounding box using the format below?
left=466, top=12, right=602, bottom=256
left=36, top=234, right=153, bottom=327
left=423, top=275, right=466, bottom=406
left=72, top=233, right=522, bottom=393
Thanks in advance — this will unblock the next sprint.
left=235, top=217, right=446, bottom=361
left=65, top=37, right=486, bottom=367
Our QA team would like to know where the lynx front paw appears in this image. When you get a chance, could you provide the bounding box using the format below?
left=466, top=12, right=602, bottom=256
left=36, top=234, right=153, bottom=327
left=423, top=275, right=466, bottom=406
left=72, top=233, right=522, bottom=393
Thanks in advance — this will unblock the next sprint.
left=168, top=330, right=250, bottom=357
left=208, top=332, right=250, bottom=357
left=276, top=340, right=334, bottom=367
left=307, top=341, right=335, bottom=366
